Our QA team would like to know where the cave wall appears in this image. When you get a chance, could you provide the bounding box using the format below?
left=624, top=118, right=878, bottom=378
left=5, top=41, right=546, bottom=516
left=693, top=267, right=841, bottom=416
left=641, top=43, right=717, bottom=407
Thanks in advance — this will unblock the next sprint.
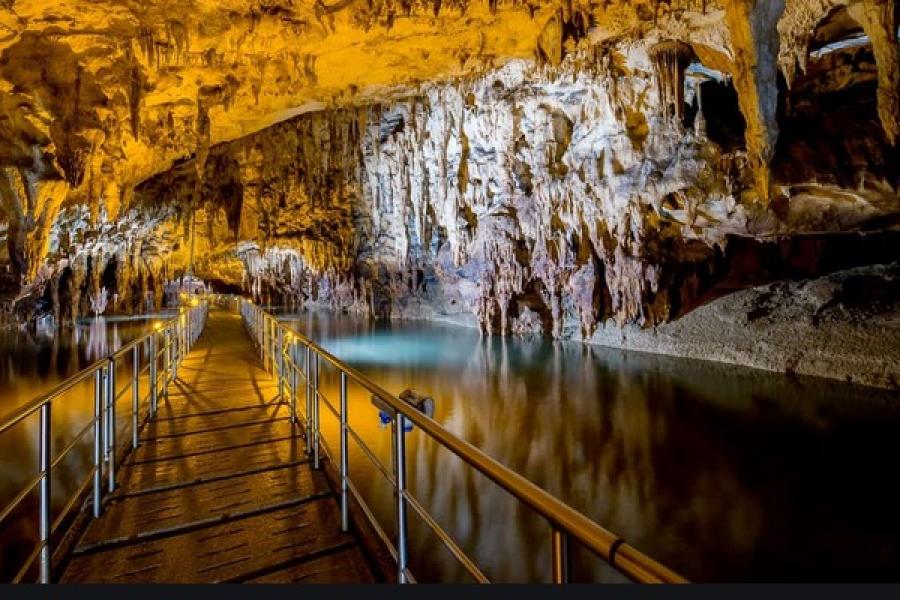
left=0, top=0, right=898, bottom=335
left=135, top=37, right=899, bottom=338
left=132, top=53, right=736, bottom=337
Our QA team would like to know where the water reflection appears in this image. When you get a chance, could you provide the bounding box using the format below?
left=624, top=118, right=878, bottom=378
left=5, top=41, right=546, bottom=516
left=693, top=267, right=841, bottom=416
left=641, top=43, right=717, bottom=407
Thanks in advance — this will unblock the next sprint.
left=0, top=317, right=160, bottom=414
left=285, top=311, right=900, bottom=582
left=0, top=317, right=160, bottom=581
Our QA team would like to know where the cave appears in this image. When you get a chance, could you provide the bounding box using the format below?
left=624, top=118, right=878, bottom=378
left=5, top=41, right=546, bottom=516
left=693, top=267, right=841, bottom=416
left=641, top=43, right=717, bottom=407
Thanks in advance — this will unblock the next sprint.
left=0, top=0, right=900, bottom=587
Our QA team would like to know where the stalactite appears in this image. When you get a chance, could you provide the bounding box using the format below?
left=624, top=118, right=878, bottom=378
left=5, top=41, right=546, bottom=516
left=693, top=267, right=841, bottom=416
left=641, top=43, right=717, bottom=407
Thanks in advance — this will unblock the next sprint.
left=650, top=41, right=695, bottom=123
left=2, top=0, right=900, bottom=337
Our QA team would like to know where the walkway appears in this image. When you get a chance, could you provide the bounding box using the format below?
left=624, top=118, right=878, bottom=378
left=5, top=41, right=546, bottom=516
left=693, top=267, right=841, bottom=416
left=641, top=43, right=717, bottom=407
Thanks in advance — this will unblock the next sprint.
left=60, top=308, right=377, bottom=583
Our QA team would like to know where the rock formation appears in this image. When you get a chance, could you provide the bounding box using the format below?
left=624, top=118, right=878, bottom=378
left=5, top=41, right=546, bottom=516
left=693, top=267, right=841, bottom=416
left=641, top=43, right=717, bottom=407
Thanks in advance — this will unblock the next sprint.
left=0, top=0, right=898, bottom=383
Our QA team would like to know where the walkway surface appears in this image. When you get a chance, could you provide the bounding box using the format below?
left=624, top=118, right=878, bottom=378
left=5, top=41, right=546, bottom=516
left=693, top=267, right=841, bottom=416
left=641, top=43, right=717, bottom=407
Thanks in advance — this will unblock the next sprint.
left=60, top=308, right=376, bottom=583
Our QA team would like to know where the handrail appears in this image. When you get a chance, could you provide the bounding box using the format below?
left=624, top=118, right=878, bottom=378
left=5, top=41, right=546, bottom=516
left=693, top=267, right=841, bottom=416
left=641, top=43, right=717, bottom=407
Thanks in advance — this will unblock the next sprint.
left=238, top=297, right=687, bottom=584
left=0, top=361, right=105, bottom=436
left=0, top=300, right=209, bottom=583
left=0, top=315, right=177, bottom=434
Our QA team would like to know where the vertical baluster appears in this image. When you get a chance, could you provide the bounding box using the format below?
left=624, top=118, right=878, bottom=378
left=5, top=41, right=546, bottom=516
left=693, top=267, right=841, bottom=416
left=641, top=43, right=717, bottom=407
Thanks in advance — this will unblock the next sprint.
left=163, top=330, right=170, bottom=403
left=312, top=352, right=320, bottom=470
left=340, top=371, right=349, bottom=532
left=277, top=327, right=285, bottom=401
left=172, top=319, right=179, bottom=381
left=38, top=403, right=51, bottom=583
left=102, top=367, right=110, bottom=464
left=106, top=359, right=116, bottom=492
left=394, top=411, right=409, bottom=583
left=149, top=334, right=157, bottom=419
left=271, top=319, right=277, bottom=375
left=132, top=344, right=140, bottom=449
left=550, top=527, right=571, bottom=584
left=290, top=341, right=298, bottom=424
left=93, top=369, right=103, bottom=517
left=270, top=318, right=276, bottom=374
left=305, top=345, right=312, bottom=455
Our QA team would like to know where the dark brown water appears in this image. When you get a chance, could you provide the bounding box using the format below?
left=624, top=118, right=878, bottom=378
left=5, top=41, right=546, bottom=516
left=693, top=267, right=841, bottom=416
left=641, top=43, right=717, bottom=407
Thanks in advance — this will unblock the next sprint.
left=0, top=317, right=162, bottom=581
left=281, top=311, right=900, bottom=583
left=2, top=309, right=900, bottom=582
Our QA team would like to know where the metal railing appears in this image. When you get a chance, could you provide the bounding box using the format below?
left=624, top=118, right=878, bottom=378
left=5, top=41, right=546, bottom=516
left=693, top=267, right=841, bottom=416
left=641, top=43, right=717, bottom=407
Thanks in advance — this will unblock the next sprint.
left=239, top=299, right=687, bottom=584
left=0, top=300, right=208, bottom=583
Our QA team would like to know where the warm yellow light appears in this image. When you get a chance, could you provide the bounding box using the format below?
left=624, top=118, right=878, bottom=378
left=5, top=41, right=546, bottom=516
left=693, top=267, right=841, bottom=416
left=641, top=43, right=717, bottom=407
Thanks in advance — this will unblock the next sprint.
left=153, top=321, right=164, bottom=331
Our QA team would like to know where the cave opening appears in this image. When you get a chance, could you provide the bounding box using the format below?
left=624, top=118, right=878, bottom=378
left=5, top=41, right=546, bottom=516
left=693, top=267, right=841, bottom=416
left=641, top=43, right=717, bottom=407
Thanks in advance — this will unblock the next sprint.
left=699, top=78, right=746, bottom=152
left=100, top=258, right=119, bottom=302
left=56, top=266, right=73, bottom=324
left=775, top=5, right=898, bottom=189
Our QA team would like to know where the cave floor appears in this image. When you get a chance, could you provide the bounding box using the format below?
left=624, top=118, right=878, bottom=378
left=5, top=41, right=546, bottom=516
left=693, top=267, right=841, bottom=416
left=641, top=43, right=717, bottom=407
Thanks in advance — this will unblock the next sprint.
left=59, top=308, right=377, bottom=583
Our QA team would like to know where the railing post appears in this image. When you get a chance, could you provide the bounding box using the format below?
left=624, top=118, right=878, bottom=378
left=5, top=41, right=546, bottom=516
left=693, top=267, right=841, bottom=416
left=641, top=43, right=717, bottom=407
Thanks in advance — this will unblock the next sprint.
left=149, top=334, right=158, bottom=419
left=93, top=369, right=103, bottom=517
left=132, top=344, right=140, bottom=449
left=394, top=411, right=409, bottom=583
left=312, top=352, right=320, bottom=470
left=163, top=330, right=170, bottom=402
left=106, top=359, right=116, bottom=493
left=340, top=371, right=349, bottom=532
left=550, top=527, right=571, bottom=584
left=290, top=341, right=298, bottom=424
left=101, top=367, right=109, bottom=464
left=264, top=317, right=269, bottom=372
left=304, top=345, right=312, bottom=456
left=38, top=402, right=51, bottom=584
left=270, top=318, right=276, bottom=375
left=172, top=319, right=180, bottom=381
left=277, top=327, right=285, bottom=401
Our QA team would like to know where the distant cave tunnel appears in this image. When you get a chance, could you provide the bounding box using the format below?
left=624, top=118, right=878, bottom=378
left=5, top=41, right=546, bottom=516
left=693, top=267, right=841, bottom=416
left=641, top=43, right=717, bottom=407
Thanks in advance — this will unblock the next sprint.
left=774, top=7, right=898, bottom=189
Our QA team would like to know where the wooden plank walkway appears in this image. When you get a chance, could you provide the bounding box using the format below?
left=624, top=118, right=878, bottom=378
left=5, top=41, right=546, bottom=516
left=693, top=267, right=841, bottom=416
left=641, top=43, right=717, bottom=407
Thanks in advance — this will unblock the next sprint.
left=60, top=308, right=377, bottom=583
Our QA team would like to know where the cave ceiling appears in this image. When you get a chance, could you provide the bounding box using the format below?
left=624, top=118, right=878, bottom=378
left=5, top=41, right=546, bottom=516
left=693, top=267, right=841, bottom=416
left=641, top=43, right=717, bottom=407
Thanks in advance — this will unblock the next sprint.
left=0, top=1, right=893, bottom=200
left=0, top=0, right=898, bottom=331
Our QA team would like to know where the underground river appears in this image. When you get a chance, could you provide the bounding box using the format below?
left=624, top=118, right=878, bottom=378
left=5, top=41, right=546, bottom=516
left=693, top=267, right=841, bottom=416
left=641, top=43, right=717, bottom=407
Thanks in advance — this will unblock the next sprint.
left=2, top=308, right=900, bottom=582
left=281, top=310, right=900, bottom=583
